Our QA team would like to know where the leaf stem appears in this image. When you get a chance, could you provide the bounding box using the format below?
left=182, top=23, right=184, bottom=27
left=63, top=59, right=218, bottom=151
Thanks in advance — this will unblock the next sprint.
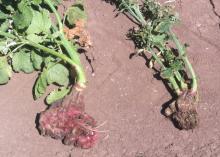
left=149, top=49, right=181, bottom=94
left=169, top=30, right=198, bottom=93
left=43, top=0, right=87, bottom=89
left=26, top=40, right=86, bottom=88
left=174, top=71, right=188, bottom=90
left=44, top=0, right=64, bottom=33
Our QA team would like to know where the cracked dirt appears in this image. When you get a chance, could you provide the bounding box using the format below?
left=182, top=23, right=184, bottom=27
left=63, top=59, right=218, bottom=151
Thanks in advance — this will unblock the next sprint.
left=210, top=0, right=220, bottom=23
left=0, top=0, right=220, bottom=157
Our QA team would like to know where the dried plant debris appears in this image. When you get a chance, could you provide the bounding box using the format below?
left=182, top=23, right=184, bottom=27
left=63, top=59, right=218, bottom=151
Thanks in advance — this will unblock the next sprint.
left=64, top=1, right=92, bottom=48
left=64, top=19, right=92, bottom=48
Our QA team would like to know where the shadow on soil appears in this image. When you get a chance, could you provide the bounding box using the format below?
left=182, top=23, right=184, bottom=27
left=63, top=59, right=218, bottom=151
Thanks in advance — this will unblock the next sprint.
left=35, top=113, right=41, bottom=134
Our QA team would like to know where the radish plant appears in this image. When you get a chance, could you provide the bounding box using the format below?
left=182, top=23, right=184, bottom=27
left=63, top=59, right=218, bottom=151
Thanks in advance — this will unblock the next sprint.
left=0, top=0, right=98, bottom=148
left=111, top=0, right=199, bottom=130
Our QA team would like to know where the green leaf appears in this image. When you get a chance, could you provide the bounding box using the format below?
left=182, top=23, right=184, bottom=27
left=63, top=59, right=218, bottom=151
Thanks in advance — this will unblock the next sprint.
left=0, top=1, right=14, bottom=11
left=0, top=57, right=12, bottom=84
left=26, top=34, right=44, bottom=43
left=0, top=20, right=10, bottom=32
left=12, top=50, right=35, bottom=73
left=151, top=34, right=166, bottom=46
left=26, top=9, right=51, bottom=34
left=0, top=41, right=6, bottom=52
left=46, top=63, right=69, bottom=86
left=155, top=20, right=172, bottom=33
left=50, top=0, right=61, bottom=6
left=160, top=68, right=173, bottom=79
left=44, top=56, right=55, bottom=66
left=171, top=59, right=184, bottom=71
left=34, top=71, right=47, bottom=99
left=32, top=0, right=42, bottom=5
left=67, top=2, right=87, bottom=26
left=46, top=87, right=70, bottom=104
left=31, top=50, right=43, bottom=70
left=34, top=63, right=70, bottom=99
left=0, top=11, right=8, bottom=20
left=13, top=6, right=33, bottom=30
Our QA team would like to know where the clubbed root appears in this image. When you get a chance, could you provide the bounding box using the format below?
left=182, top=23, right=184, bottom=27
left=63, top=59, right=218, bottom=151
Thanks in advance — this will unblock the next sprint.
left=165, top=91, right=199, bottom=130
left=172, top=109, right=198, bottom=130
left=38, top=93, right=98, bottom=149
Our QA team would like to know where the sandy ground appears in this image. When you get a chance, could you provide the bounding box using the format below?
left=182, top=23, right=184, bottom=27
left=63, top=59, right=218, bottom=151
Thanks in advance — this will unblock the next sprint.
left=0, top=0, right=220, bottom=156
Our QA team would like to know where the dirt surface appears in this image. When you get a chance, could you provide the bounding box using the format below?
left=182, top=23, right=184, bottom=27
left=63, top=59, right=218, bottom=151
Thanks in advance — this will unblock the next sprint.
left=1, top=0, right=220, bottom=156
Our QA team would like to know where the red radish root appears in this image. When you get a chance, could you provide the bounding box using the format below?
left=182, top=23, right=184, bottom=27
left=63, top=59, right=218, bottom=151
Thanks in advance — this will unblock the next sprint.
left=38, top=93, right=98, bottom=149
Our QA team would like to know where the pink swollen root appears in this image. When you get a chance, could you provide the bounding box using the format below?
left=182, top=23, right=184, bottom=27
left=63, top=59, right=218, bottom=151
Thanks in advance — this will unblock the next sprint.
left=38, top=102, right=98, bottom=149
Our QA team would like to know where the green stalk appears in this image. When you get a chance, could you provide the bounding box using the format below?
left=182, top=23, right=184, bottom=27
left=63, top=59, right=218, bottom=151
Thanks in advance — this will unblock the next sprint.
left=44, top=0, right=64, bottom=33
left=44, top=0, right=86, bottom=88
left=149, top=49, right=181, bottom=94
left=25, top=41, right=77, bottom=67
left=27, top=41, right=86, bottom=86
left=169, top=76, right=181, bottom=95
left=169, top=30, right=198, bottom=93
left=159, top=48, right=187, bottom=91
left=174, top=71, right=188, bottom=90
